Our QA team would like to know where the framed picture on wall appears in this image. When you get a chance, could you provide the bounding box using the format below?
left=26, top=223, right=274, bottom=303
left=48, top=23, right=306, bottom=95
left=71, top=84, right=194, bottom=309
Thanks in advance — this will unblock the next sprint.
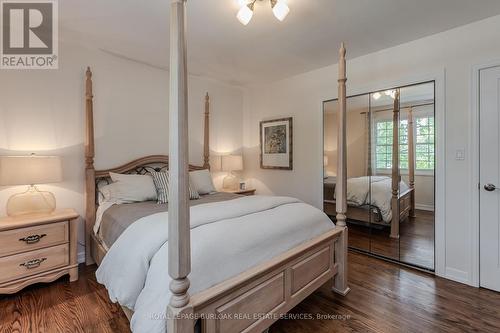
left=260, top=117, right=293, bottom=170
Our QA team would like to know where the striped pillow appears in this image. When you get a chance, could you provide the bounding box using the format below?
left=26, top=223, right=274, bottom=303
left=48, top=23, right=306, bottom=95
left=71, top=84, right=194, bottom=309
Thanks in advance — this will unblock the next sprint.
left=151, top=171, right=200, bottom=204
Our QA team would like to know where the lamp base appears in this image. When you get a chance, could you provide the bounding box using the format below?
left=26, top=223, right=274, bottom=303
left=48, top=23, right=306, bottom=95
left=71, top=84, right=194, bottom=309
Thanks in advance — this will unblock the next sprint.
left=6, top=186, right=56, bottom=217
left=222, top=173, right=239, bottom=191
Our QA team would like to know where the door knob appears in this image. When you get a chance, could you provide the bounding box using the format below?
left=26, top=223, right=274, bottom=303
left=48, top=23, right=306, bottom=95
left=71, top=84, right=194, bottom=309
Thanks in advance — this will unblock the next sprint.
left=484, top=184, right=498, bottom=192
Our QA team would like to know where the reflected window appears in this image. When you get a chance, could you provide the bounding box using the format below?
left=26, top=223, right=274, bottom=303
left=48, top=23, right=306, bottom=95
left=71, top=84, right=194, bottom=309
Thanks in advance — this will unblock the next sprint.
left=415, top=116, right=435, bottom=170
left=374, top=115, right=434, bottom=171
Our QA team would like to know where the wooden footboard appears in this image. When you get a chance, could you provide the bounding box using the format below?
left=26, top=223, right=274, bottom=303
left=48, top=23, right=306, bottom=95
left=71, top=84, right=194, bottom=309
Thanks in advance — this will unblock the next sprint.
left=398, top=188, right=413, bottom=223
left=324, top=187, right=414, bottom=239
left=92, top=227, right=349, bottom=333
left=188, top=226, right=348, bottom=333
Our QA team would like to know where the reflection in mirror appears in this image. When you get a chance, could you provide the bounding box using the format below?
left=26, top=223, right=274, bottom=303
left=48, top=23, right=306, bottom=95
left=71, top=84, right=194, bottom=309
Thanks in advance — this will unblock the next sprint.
left=323, top=81, right=435, bottom=271
left=399, top=82, right=435, bottom=269
left=323, top=94, right=371, bottom=252
left=369, top=88, right=401, bottom=261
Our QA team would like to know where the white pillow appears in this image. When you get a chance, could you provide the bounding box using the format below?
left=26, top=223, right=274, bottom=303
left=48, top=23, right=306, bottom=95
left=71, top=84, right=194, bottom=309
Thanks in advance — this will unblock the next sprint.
left=190, top=169, right=216, bottom=195
left=99, top=182, right=140, bottom=204
left=109, top=172, right=157, bottom=201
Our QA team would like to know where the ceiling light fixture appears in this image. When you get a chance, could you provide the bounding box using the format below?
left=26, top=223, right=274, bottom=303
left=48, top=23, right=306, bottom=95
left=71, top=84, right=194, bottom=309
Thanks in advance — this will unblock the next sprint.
left=237, top=0, right=290, bottom=26
left=385, top=90, right=396, bottom=99
left=237, top=2, right=254, bottom=25
left=271, top=0, right=290, bottom=21
left=372, top=92, right=382, bottom=100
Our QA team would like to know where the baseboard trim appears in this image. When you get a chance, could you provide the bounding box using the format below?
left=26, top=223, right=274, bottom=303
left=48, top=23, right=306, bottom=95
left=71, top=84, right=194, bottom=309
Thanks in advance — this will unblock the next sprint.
left=444, top=267, right=470, bottom=285
left=415, top=204, right=435, bottom=212
left=77, top=251, right=86, bottom=264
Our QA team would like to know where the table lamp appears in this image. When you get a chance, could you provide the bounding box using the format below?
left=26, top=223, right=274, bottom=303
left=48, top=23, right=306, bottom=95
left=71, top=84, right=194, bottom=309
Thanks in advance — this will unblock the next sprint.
left=0, top=155, right=62, bottom=216
left=221, top=155, right=243, bottom=190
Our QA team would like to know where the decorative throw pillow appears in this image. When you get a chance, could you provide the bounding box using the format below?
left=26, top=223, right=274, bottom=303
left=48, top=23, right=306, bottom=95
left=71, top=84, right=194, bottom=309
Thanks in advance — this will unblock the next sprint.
left=189, top=169, right=216, bottom=195
left=109, top=172, right=157, bottom=201
left=151, top=171, right=200, bottom=204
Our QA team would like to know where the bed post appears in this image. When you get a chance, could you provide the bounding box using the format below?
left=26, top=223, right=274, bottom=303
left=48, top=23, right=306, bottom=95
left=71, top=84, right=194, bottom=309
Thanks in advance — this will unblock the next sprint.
left=408, top=107, right=416, bottom=217
left=365, top=113, right=372, bottom=176
left=335, top=43, right=347, bottom=230
left=167, top=1, right=194, bottom=332
left=333, top=43, right=350, bottom=296
left=85, top=67, right=96, bottom=265
left=203, top=93, right=210, bottom=169
left=390, top=90, right=401, bottom=239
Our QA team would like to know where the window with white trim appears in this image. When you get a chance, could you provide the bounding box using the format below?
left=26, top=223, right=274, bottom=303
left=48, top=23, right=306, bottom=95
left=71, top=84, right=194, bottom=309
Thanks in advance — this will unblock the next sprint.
left=374, top=116, right=434, bottom=170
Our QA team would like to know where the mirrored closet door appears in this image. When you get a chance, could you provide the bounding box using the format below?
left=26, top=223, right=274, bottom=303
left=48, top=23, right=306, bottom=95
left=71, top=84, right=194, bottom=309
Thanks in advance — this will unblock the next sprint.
left=323, top=81, right=435, bottom=271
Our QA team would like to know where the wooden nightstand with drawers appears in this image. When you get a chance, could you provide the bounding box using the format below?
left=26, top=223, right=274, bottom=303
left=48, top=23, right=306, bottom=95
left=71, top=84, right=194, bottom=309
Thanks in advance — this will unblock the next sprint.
left=0, top=209, right=79, bottom=294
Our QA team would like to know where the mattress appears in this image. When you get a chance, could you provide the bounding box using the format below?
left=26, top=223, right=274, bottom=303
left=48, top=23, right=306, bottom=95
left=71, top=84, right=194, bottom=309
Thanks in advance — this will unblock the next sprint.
left=98, top=192, right=241, bottom=248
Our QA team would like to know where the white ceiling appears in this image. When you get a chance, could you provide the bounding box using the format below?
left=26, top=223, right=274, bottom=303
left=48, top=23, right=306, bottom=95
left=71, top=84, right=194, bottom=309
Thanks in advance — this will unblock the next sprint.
left=60, top=0, right=500, bottom=86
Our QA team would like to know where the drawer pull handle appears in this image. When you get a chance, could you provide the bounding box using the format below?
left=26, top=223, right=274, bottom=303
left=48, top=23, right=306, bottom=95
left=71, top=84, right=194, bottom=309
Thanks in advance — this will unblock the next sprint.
left=19, top=258, right=47, bottom=269
left=19, top=234, right=47, bottom=244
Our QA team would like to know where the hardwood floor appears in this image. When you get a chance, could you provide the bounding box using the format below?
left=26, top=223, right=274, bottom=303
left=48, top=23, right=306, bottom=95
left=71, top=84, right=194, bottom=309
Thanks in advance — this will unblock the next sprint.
left=348, top=210, right=435, bottom=269
left=0, top=264, right=129, bottom=333
left=1, top=251, right=499, bottom=333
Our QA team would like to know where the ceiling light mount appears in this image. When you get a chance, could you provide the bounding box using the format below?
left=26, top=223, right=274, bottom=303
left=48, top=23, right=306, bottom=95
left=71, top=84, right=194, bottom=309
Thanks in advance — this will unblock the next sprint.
left=237, top=0, right=290, bottom=26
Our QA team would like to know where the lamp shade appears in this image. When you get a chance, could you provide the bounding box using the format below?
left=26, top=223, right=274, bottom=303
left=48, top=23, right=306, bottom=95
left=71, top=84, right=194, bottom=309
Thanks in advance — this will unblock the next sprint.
left=210, top=155, right=222, bottom=172
left=221, top=155, right=243, bottom=172
left=0, top=156, right=62, bottom=186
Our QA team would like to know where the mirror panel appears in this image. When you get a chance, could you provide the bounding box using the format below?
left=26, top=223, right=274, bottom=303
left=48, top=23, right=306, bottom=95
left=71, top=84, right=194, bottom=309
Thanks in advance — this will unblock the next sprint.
left=369, top=89, right=400, bottom=261
left=399, top=82, right=435, bottom=270
left=323, top=94, right=371, bottom=252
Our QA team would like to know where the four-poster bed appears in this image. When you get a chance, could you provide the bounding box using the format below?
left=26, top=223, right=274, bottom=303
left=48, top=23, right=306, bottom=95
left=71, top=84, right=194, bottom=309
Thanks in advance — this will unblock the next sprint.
left=84, top=1, right=350, bottom=332
left=324, top=89, right=416, bottom=239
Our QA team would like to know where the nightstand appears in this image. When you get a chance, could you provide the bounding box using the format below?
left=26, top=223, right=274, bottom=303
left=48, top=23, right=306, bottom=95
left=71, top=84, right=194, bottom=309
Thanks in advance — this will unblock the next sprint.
left=223, top=188, right=256, bottom=196
left=0, top=209, right=79, bottom=294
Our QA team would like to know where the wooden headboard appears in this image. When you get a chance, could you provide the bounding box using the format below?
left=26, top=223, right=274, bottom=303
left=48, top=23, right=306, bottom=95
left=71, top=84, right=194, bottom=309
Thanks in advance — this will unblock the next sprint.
left=83, top=67, right=211, bottom=263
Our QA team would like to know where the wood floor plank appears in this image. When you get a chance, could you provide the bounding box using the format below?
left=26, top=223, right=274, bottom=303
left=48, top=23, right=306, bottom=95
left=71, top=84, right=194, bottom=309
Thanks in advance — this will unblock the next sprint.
left=0, top=252, right=499, bottom=332
left=348, top=209, right=435, bottom=269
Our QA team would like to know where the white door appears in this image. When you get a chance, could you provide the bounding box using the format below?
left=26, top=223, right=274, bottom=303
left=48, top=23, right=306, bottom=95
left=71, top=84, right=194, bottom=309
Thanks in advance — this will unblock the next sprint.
left=480, top=65, right=500, bottom=292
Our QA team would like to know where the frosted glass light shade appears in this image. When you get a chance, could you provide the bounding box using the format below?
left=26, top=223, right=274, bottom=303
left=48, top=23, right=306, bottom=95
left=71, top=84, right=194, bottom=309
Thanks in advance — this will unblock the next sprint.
left=0, top=156, right=62, bottom=186
left=272, top=0, right=290, bottom=21
left=221, top=155, right=243, bottom=172
left=237, top=5, right=254, bottom=25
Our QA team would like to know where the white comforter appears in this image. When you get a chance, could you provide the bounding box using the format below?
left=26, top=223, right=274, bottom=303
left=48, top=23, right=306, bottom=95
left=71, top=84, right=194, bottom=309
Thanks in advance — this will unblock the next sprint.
left=96, top=195, right=334, bottom=333
left=345, top=176, right=409, bottom=222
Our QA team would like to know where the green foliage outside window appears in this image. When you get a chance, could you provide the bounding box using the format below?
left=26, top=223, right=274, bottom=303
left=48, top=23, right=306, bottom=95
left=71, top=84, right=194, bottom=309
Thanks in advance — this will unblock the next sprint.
left=375, top=116, right=434, bottom=170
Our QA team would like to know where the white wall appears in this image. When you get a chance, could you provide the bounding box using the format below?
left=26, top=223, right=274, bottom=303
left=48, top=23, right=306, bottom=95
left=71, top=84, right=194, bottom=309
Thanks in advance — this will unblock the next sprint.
left=324, top=108, right=367, bottom=178
left=243, top=15, right=500, bottom=286
left=0, top=39, right=243, bottom=262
